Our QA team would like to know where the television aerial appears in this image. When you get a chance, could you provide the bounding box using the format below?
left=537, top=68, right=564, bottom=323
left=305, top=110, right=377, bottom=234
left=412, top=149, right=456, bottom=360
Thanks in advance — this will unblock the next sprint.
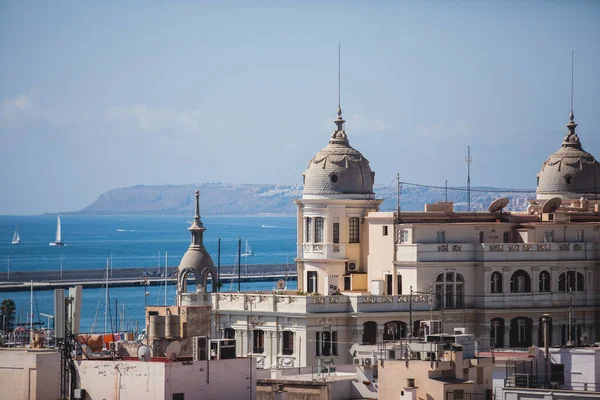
left=275, top=279, right=286, bottom=290
left=165, top=340, right=181, bottom=362
left=488, top=197, right=510, bottom=213
left=138, top=345, right=151, bottom=362
left=541, top=197, right=562, bottom=213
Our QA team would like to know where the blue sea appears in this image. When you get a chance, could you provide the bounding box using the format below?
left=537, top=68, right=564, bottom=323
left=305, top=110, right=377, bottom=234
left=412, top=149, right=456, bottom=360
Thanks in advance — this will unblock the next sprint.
left=0, top=215, right=298, bottom=332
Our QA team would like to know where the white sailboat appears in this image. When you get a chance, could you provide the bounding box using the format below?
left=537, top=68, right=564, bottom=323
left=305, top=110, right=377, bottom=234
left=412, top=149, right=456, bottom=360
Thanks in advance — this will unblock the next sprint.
left=241, top=240, right=254, bottom=257
left=49, top=217, right=65, bottom=246
left=12, top=226, right=20, bottom=245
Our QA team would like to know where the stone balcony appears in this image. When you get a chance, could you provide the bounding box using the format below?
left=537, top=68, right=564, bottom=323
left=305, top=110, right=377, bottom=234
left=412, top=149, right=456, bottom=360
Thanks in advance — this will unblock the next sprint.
left=210, top=293, right=431, bottom=314
left=298, top=243, right=347, bottom=259
left=397, top=242, right=596, bottom=263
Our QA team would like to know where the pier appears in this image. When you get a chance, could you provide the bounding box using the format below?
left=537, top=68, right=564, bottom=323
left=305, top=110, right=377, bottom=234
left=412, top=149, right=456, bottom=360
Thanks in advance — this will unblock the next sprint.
left=0, top=263, right=296, bottom=292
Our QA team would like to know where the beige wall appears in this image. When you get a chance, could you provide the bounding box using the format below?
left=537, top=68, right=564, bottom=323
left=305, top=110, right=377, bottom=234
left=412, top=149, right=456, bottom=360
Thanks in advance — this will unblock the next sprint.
left=0, top=349, right=61, bottom=400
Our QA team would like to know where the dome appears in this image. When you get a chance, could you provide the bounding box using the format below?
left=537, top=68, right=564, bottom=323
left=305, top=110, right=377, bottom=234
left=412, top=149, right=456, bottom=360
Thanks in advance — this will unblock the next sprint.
left=302, top=108, right=375, bottom=199
left=179, top=246, right=214, bottom=272
left=536, top=112, right=600, bottom=200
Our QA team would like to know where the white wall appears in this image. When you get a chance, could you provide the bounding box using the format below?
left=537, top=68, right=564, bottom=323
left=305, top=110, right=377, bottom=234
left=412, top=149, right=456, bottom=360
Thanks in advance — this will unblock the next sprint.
left=0, top=349, right=61, bottom=400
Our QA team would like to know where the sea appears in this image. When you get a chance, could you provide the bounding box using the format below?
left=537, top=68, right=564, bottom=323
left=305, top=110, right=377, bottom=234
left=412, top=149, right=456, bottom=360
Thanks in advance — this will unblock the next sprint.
left=0, top=215, right=298, bottom=332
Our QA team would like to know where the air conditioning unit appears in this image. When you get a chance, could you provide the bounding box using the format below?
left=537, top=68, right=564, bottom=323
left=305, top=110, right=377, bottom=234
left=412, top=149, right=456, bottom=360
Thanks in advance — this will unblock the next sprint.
left=453, top=327, right=466, bottom=335
left=348, top=262, right=357, bottom=272
left=193, top=336, right=208, bottom=361
left=363, top=357, right=372, bottom=367
left=542, top=213, right=555, bottom=222
left=109, top=342, right=120, bottom=352
left=353, top=358, right=361, bottom=365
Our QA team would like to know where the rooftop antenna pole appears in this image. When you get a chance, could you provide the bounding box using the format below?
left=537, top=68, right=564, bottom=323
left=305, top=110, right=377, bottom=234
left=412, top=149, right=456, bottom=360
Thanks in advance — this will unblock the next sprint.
left=164, top=251, right=168, bottom=306
left=445, top=180, right=448, bottom=203
left=571, top=50, right=574, bottom=114
left=338, top=42, right=341, bottom=110
left=396, top=173, right=401, bottom=222
left=466, top=146, right=472, bottom=212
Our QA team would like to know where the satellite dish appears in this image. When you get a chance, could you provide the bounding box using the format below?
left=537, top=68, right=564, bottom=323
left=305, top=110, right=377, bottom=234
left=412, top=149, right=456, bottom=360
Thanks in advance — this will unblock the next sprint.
left=541, top=197, right=562, bottom=213
left=275, top=279, right=286, bottom=290
left=488, top=197, right=510, bottom=213
left=165, top=340, right=181, bottom=361
left=138, top=345, right=151, bottom=362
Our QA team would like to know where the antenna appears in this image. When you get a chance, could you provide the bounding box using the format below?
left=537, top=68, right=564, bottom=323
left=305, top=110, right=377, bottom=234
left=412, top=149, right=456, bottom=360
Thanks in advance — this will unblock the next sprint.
left=466, top=146, right=472, bottom=211
left=570, top=49, right=574, bottom=114
left=338, top=42, right=341, bottom=109
left=165, top=340, right=181, bottom=361
left=396, top=173, right=402, bottom=224
left=138, top=345, right=152, bottom=362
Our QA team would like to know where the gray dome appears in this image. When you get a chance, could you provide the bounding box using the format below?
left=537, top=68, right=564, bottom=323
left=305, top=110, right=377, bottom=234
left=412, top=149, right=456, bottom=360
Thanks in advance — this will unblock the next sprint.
left=537, top=114, right=600, bottom=200
left=179, top=246, right=214, bottom=271
left=302, top=108, right=375, bottom=199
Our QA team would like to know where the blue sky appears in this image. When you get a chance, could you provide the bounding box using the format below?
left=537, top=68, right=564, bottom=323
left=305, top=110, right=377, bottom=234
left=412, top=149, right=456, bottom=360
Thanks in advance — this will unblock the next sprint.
left=1, top=1, right=599, bottom=215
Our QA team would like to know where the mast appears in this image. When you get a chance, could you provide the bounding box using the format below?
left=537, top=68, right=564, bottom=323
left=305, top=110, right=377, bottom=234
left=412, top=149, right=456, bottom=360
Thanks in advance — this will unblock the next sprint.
left=217, top=238, right=221, bottom=293
left=7, top=255, right=9, bottom=281
left=237, top=239, right=242, bottom=292
left=60, top=254, right=63, bottom=280
left=164, top=251, right=168, bottom=306
left=104, top=258, right=109, bottom=334
left=466, top=146, right=472, bottom=212
left=30, top=280, right=33, bottom=332
left=56, top=217, right=62, bottom=243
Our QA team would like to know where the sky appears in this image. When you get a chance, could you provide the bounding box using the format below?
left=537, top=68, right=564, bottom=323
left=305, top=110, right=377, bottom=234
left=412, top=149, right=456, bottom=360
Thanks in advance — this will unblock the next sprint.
left=1, top=1, right=599, bottom=215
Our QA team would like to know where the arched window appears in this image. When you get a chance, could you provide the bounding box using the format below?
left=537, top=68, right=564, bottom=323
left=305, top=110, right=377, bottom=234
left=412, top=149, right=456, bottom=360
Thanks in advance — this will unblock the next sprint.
left=383, top=321, right=407, bottom=341
left=539, top=271, right=550, bottom=292
left=223, top=327, right=235, bottom=339
left=282, top=331, right=294, bottom=355
left=561, top=324, right=583, bottom=345
left=509, top=317, right=533, bottom=348
left=558, top=271, right=584, bottom=292
left=491, top=272, right=503, bottom=293
left=362, top=321, right=377, bottom=345
left=538, top=316, right=553, bottom=347
left=435, top=272, right=464, bottom=309
left=510, top=270, right=531, bottom=293
left=253, top=329, right=264, bottom=353
left=490, top=318, right=505, bottom=348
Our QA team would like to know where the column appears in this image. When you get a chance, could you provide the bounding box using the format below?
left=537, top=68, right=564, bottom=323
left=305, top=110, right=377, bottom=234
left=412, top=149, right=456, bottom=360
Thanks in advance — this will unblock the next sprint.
left=504, top=326, right=511, bottom=349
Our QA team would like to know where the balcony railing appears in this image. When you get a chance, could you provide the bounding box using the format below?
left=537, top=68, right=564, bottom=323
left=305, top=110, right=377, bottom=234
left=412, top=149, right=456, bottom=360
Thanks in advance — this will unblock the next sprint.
left=300, top=243, right=347, bottom=258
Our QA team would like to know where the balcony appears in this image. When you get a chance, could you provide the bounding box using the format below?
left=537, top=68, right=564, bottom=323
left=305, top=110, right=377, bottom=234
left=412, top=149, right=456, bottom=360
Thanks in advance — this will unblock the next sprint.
left=299, top=243, right=347, bottom=259
left=397, top=242, right=596, bottom=263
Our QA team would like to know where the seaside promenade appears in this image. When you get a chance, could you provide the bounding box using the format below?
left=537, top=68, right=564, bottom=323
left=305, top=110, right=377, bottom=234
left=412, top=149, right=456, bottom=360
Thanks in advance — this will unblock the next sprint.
left=0, top=263, right=296, bottom=292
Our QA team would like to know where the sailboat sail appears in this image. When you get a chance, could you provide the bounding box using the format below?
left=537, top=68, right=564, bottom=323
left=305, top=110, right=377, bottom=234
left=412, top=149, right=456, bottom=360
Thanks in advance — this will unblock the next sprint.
left=56, top=217, right=62, bottom=243
left=12, top=226, right=20, bottom=244
left=241, top=240, right=253, bottom=256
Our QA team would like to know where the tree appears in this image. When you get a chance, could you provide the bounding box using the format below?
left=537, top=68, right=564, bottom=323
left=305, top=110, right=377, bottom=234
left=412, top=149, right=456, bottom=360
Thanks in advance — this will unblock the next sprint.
left=1, top=298, right=16, bottom=333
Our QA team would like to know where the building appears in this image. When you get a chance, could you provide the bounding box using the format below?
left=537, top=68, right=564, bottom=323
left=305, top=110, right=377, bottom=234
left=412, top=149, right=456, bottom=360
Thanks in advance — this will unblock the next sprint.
left=0, top=348, right=61, bottom=400
left=208, top=96, right=600, bottom=373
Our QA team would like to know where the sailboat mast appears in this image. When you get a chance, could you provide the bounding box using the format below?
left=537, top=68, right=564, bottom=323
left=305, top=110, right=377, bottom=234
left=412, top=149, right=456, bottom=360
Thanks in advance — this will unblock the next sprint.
left=30, top=280, right=33, bottom=332
left=164, top=251, right=168, bottom=306
left=60, top=254, right=63, bottom=280
left=7, top=255, right=9, bottom=281
left=237, top=239, right=241, bottom=292
left=104, top=258, right=109, bottom=334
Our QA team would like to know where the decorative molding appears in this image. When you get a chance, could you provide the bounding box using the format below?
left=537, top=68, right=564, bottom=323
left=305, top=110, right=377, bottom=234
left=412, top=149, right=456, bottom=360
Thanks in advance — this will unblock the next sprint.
left=438, top=244, right=449, bottom=252
left=452, top=245, right=462, bottom=252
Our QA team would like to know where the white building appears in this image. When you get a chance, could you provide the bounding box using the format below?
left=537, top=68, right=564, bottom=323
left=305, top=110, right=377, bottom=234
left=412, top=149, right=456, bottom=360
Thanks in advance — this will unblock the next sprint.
left=202, top=101, right=600, bottom=371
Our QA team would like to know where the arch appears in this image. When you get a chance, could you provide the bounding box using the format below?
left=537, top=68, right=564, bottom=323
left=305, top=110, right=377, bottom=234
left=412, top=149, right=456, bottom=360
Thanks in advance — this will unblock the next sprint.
left=200, top=266, right=218, bottom=293
left=490, top=318, right=505, bottom=348
left=434, top=272, right=465, bottom=309
left=223, top=327, right=235, bottom=339
left=491, top=272, right=503, bottom=293
left=538, top=316, right=553, bottom=347
left=509, top=317, right=533, bottom=348
left=558, top=271, right=584, bottom=292
left=539, top=271, right=551, bottom=292
left=362, top=321, right=377, bottom=345
left=383, top=321, right=407, bottom=341
left=179, top=270, right=196, bottom=294
left=413, top=320, right=422, bottom=338
left=510, top=270, right=531, bottom=293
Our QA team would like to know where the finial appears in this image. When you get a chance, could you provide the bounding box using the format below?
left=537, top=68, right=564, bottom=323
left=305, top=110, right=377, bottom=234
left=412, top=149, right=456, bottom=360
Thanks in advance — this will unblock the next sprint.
left=194, top=190, right=200, bottom=221
left=331, top=42, right=347, bottom=138
left=565, top=50, right=579, bottom=142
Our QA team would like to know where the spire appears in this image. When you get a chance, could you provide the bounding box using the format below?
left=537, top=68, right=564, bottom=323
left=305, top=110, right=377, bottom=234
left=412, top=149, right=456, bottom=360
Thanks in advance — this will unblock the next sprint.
left=564, top=50, right=580, bottom=146
left=188, top=190, right=205, bottom=245
left=194, top=190, right=200, bottom=222
left=330, top=42, right=348, bottom=144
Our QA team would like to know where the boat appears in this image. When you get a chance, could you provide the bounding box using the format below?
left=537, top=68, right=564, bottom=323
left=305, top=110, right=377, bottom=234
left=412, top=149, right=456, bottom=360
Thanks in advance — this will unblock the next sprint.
left=12, top=226, right=20, bottom=244
left=49, top=217, right=65, bottom=246
left=241, top=240, right=254, bottom=257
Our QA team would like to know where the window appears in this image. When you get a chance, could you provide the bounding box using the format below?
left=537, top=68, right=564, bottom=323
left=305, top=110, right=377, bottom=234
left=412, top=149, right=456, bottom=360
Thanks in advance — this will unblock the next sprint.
left=400, top=230, right=409, bottom=243
left=223, top=327, right=235, bottom=339
left=315, top=217, right=324, bottom=243
left=307, top=271, right=318, bottom=293
left=305, top=218, right=312, bottom=242
left=434, top=272, right=464, bottom=309
left=397, top=274, right=403, bottom=295
left=333, top=223, right=340, bottom=244
left=349, top=217, right=360, bottom=243
left=510, top=270, right=531, bottom=293
left=173, top=394, right=184, bottom=400
left=436, top=231, right=446, bottom=244
left=383, top=321, right=407, bottom=341
left=453, top=390, right=464, bottom=400
left=575, top=230, right=584, bottom=242
left=382, top=225, right=388, bottom=236
left=558, top=271, right=584, bottom=292
left=362, top=321, right=377, bottom=345
left=253, top=329, right=264, bottom=353
left=316, top=331, right=338, bottom=356
left=490, top=318, right=505, bottom=348
left=503, top=231, right=512, bottom=243
left=510, top=317, right=532, bottom=347
left=479, top=231, right=484, bottom=243
left=539, top=271, right=550, bottom=292
left=518, top=320, right=526, bottom=343
left=282, top=331, right=294, bottom=355
left=491, top=272, right=503, bottom=293
left=543, top=230, right=554, bottom=243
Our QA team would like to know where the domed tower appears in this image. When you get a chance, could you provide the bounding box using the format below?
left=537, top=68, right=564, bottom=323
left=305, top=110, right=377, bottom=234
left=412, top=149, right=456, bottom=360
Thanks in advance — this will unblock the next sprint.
left=295, top=106, right=382, bottom=294
left=177, top=190, right=217, bottom=306
left=536, top=111, right=600, bottom=201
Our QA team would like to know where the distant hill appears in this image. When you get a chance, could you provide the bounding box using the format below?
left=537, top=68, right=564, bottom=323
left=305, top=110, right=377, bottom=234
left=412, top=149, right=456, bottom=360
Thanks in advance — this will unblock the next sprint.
left=71, top=183, right=534, bottom=216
